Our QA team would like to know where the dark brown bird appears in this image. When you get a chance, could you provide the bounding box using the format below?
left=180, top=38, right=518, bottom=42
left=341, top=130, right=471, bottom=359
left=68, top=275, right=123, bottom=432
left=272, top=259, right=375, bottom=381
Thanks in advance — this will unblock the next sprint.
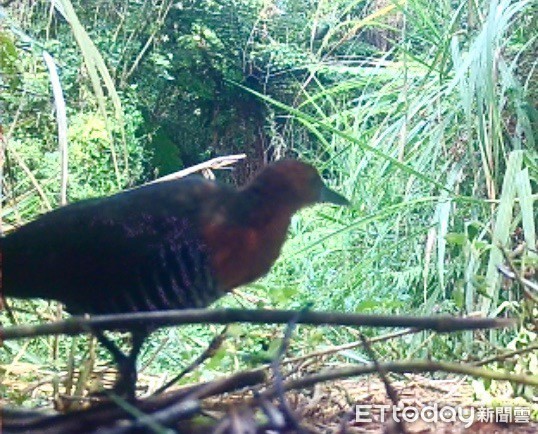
left=2, top=159, right=348, bottom=397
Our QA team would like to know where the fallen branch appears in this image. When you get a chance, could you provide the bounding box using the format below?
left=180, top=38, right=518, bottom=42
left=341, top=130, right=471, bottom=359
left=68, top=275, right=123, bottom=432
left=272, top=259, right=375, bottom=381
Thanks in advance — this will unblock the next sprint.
left=474, top=341, right=538, bottom=366
left=0, top=308, right=515, bottom=341
left=358, top=333, right=407, bottom=433
left=497, top=264, right=538, bottom=299
left=153, top=326, right=229, bottom=395
left=262, top=359, right=538, bottom=398
left=147, top=153, right=247, bottom=185
left=280, top=328, right=418, bottom=366
left=3, top=357, right=536, bottom=433
left=2, top=369, right=265, bottom=434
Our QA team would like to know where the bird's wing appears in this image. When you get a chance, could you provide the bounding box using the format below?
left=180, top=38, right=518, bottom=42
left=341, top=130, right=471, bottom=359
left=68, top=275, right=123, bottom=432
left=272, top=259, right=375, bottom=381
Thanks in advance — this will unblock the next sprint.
left=4, top=177, right=223, bottom=314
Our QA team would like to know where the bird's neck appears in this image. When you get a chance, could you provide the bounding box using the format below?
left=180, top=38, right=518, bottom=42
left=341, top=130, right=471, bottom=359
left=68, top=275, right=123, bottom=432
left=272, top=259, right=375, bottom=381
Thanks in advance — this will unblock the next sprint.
left=236, top=185, right=299, bottom=228
left=201, top=190, right=296, bottom=291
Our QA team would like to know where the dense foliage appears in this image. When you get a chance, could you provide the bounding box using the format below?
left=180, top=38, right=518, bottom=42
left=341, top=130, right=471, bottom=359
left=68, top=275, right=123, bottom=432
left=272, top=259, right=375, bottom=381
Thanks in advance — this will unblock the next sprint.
left=0, top=0, right=536, bottom=406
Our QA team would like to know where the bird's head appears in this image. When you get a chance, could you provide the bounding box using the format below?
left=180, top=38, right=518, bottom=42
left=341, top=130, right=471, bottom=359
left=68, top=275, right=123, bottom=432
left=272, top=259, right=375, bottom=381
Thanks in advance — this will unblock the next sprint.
left=205, top=160, right=349, bottom=289
left=244, top=160, right=349, bottom=211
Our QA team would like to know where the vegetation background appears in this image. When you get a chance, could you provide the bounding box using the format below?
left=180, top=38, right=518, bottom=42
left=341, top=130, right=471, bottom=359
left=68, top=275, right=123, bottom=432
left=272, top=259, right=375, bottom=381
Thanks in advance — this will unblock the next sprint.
left=0, top=0, right=536, bottom=409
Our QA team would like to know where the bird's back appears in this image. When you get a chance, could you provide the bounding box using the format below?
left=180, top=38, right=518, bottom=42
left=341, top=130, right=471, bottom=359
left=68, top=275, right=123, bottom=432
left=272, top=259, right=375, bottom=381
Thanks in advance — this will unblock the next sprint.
left=2, top=176, right=226, bottom=315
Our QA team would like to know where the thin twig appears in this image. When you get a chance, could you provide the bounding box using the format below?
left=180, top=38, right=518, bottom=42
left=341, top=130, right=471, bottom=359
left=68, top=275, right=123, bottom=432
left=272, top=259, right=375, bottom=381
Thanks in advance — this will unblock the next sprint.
left=0, top=309, right=515, bottom=341
left=121, top=0, right=174, bottom=83
left=359, top=333, right=407, bottom=434
left=7, top=147, right=53, bottom=211
left=473, top=341, right=538, bottom=366
left=497, top=264, right=538, bottom=297
left=261, top=359, right=538, bottom=398
left=2, top=369, right=266, bottom=434
left=498, top=246, right=538, bottom=302
left=281, top=328, right=418, bottom=366
left=271, top=312, right=304, bottom=433
left=153, top=326, right=230, bottom=395
left=147, top=154, right=247, bottom=185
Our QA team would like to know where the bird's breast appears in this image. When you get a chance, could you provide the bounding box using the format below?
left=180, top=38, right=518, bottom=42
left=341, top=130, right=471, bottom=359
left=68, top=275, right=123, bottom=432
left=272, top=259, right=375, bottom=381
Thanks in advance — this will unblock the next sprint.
left=202, top=214, right=291, bottom=291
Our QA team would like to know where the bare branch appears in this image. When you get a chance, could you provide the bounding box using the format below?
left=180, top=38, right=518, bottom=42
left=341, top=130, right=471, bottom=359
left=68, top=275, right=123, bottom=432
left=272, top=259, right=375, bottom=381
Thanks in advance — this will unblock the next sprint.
left=147, top=154, right=247, bottom=185
left=474, top=341, right=538, bottom=366
left=153, top=326, right=229, bottom=395
left=358, top=333, right=406, bottom=434
left=2, top=369, right=265, bottom=434
left=0, top=308, right=515, bottom=341
left=262, top=360, right=538, bottom=398
left=281, top=328, right=418, bottom=366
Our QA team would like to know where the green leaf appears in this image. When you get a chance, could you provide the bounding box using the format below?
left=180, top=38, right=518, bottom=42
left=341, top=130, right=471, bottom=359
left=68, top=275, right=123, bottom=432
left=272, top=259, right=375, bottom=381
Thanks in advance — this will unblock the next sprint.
left=445, top=232, right=467, bottom=246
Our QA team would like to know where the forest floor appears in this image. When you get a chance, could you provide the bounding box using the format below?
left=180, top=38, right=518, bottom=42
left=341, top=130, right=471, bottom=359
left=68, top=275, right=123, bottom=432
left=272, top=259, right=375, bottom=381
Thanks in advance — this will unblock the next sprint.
left=2, top=360, right=537, bottom=433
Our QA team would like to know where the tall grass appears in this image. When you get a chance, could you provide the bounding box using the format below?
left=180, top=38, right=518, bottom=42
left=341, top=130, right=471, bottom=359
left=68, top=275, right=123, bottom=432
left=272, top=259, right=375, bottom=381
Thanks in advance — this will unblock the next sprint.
left=256, top=0, right=536, bottom=359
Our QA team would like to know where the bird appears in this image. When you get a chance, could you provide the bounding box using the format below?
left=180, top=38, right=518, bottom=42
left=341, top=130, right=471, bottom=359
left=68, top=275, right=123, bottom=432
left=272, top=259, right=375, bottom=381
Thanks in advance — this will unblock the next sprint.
left=1, top=159, right=349, bottom=397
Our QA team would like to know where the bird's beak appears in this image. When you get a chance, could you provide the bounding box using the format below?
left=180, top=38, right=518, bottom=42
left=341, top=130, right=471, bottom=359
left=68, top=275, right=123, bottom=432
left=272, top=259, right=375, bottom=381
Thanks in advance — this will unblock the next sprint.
left=319, top=184, right=350, bottom=206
